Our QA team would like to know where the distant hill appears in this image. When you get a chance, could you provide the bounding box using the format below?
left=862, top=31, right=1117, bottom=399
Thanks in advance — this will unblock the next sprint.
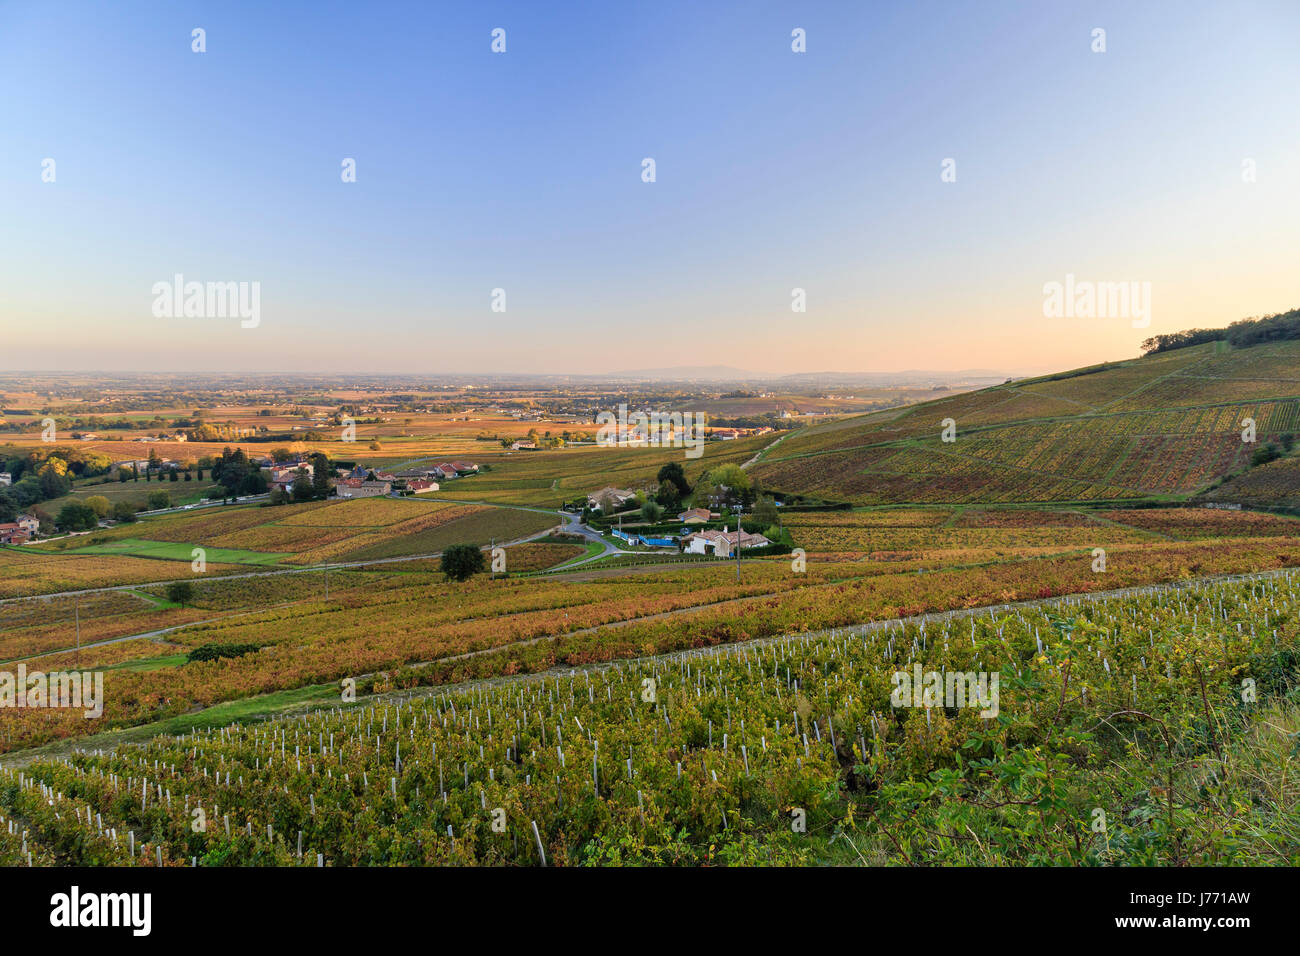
left=599, top=366, right=1020, bottom=387
left=603, top=365, right=759, bottom=381
left=751, top=339, right=1300, bottom=505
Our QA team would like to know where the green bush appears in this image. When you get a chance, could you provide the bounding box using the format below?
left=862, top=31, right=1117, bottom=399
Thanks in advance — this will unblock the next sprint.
left=186, top=643, right=263, bottom=663
left=440, top=543, right=485, bottom=581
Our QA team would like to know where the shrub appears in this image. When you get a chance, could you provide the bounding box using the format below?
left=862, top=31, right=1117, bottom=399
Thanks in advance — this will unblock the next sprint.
left=186, top=643, right=263, bottom=663
left=440, top=543, right=485, bottom=581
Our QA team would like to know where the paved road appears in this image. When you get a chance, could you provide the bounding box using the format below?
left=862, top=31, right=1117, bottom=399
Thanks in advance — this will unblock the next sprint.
left=740, top=431, right=788, bottom=469
left=424, top=496, right=624, bottom=567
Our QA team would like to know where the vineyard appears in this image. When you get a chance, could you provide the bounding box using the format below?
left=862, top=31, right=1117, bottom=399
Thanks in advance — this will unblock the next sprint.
left=432, top=438, right=763, bottom=508
left=4, top=346, right=1299, bottom=866
left=1204, top=455, right=1300, bottom=508
left=3, top=572, right=1297, bottom=865
left=783, top=506, right=1300, bottom=557
left=9, top=498, right=560, bottom=585
left=751, top=341, right=1300, bottom=506
left=2, top=528, right=1298, bottom=755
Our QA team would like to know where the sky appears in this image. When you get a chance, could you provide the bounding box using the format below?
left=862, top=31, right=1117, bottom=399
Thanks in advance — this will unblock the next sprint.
left=2, top=0, right=1298, bottom=376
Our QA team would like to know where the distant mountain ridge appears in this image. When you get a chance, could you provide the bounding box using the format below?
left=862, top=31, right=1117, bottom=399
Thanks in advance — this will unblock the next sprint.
left=602, top=365, right=1026, bottom=386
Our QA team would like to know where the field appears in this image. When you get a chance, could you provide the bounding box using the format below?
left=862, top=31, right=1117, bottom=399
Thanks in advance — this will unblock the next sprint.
left=12, top=498, right=559, bottom=579
left=4, top=571, right=1297, bottom=865
left=2, top=510, right=1298, bottom=754
left=0, top=548, right=249, bottom=600
left=751, top=341, right=1300, bottom=506
left=430, top=439, right=766, bottom=508
left=782, top=505, right=1300, bottom=559
left=3, top=350, right=1300, bottom=868
left=1203, top=455, right=1300, bottom=508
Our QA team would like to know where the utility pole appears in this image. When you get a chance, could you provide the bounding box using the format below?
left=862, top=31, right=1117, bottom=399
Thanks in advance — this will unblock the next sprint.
left=75, top=593, right=81, bottom=667
left=734, top=505, right=742, bottom=582
left=324, top=567, right=329, bottom=601
left=490, top=537, right=495, bottom=579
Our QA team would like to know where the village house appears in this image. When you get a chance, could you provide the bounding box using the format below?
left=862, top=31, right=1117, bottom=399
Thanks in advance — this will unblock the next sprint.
left=0, top=524, right=31, bottom=545
left=510, top=440, right=538, bottom=450
left=0, top=472, right=11, bottom=487
left=405, top=478, right=440, bottom=494
left=0, top=516, right=39, bottom=544
left=710, top=428, right=741, bottom=441
left=269, top=467, right=309, bottom=487
left=271, top=461, right=313, bottom=477
left=682, top=527, right=770, bottom=558
left=587, top=487, right=637, bottom=512
left=337, top=478, right=391, bottom=499
left=678, top=508, right=712, bottom=524
left=110, top=459, right=151, bottom=473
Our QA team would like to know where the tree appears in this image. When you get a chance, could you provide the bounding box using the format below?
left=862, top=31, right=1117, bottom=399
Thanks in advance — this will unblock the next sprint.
left=440, top=543, right=485, bottom=581
left=111, top=501, right=138, bottom=523
left=291, top=473, right=314, bottom=502
left=213, top=446, right=250, bottom=498
left=691, top=473, right=718, bottom=509
left=38, top=462, right=71, bottom=500
left=754, top=494, right=779, bottom=528
left=310, top=452, right=333, bottom=499
left=1251, top=443, right=1282, bottom=467
left=655, top=479, right=681, bottom=510
left=656, top=462, right=691, bottom=498
left=641, top=499, right=664, bottom=522
left=165, top=580, right=196, bottom=607
left=84, top=495, right=111, bottom=519
left=56, top=501, right=98, bottom=532
left=148, top=490, right=172, bottom=510
left=710, top=463, right=751, bottom=495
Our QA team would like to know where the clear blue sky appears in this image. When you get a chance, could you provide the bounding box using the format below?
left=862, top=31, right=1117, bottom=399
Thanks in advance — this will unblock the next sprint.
left=3, top=0, right=1298, bottom=375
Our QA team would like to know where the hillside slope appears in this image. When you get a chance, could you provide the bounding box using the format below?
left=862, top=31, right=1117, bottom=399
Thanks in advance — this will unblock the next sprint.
left=752, top=340, right=1300, bottom=505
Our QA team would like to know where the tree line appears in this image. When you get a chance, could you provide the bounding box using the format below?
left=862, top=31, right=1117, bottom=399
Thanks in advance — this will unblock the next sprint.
left=1141, top=307, right=1300, bottom=355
